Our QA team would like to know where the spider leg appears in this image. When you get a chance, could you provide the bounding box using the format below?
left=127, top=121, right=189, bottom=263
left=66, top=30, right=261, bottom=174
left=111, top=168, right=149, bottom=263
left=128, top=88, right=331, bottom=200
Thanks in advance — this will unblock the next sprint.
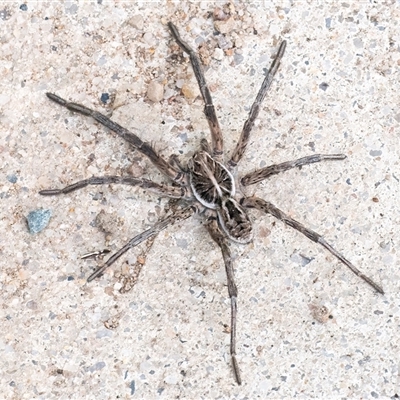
left=39, top=175, right=188, bottom=199
left=168, top=23, right=224, bottom=161
left=228, top=41, right=287, bottom=169
left=200, top=138, right=212, bottom=154
left=87, top=205, right=195, bottom=282
left=241, top=197, right=384, bottom=294
left=241, top=154, right=346, bottom=186
left=168, top=154, right=188, bottom=173
left=46, top=93, right=183, bottom=183
left=206, top=218, right=242, bottom=385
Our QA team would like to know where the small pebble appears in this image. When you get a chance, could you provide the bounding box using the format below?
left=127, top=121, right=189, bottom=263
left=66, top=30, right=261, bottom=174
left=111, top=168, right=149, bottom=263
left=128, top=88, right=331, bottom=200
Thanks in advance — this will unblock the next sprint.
left=26, top=300, right=38, bottom=310
left=319, top=82, right=329, bottom=91
left=164, top=374, right=179, bottom=385
left=181, top=81, right=199, bottom=100
left=87, top=361, right=106, bottom=372
left=147, top=81, right=164, bottom=102
left=100, top=92, right=110, bottom=104
left=214, top=17, right=235, bottom=34
left=129, top=380, right=135, bottom=395
left=6, top=174, right=17, bottom=183
left=213, top=47, right=224, bottom=61
left=233, top=52, right=244, bottom=65
left=26, top=209, right=51, bottom=234
left=128, top=15, right=143, bottom=30
left=143, top=32, right=156, bottom=46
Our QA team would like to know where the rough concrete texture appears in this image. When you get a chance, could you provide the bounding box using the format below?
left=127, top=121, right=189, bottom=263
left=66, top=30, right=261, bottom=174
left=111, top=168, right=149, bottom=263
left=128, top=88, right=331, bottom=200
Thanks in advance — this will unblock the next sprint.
left=1, top=1, right=399, bottom=399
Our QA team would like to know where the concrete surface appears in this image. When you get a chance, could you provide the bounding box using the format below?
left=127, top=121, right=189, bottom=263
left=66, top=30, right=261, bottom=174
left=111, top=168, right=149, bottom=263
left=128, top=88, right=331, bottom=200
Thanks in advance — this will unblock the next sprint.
left=1, top=1, right=399, bottom=399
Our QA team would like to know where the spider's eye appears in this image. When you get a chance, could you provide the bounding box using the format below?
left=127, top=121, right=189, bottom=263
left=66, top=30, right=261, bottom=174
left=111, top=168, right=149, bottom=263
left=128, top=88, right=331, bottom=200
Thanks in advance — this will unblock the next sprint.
left=217, top=198, right=253, bottom=244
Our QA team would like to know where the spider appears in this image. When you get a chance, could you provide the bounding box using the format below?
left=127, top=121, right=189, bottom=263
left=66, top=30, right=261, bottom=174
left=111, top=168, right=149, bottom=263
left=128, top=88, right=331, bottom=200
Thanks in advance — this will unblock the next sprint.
left=40, top=22, right=384, bottom=385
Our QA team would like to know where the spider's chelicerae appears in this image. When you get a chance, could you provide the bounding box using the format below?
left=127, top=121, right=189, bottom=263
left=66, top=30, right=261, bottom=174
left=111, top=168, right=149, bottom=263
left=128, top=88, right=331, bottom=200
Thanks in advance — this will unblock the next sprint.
left=41, top=22, right=384, bottom=385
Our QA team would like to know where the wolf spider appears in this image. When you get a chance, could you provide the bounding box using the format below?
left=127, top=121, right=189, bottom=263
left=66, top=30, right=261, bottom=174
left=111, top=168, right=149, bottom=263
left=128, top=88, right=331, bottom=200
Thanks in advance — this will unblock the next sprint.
left=40, top=22, right=384, bottom=385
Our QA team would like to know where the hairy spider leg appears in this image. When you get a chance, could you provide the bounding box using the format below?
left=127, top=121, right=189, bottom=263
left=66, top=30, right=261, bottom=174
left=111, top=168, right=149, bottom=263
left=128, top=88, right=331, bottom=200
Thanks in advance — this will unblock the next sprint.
left=241, top=154, right=346, bottom=186
left=242, top=197, right=384, bottom=294
left=46, top=92, right=184, bottom=183
left=168, top=23, right=224, bottom=162
left=229, top=41, right=287, bottom=169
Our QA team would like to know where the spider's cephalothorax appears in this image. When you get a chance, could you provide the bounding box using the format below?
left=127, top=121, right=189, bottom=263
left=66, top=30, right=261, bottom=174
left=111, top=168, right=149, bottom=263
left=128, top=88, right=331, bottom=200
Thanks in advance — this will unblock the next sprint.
left=189, top=150, right=253, bottom=244
left=40, top=21, right=383, bottom=386
left=188, top=151, right=235, bottom=209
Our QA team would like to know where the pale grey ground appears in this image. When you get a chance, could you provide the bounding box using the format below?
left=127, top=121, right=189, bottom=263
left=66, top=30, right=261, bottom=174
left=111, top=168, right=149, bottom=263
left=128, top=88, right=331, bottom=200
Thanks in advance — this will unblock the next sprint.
left=1, top=1, right=399, bottom=399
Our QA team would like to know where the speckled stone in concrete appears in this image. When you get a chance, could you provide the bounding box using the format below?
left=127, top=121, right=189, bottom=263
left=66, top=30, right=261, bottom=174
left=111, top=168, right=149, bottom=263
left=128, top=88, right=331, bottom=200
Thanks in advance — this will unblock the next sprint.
left=1, top=2, right=399, bottom=399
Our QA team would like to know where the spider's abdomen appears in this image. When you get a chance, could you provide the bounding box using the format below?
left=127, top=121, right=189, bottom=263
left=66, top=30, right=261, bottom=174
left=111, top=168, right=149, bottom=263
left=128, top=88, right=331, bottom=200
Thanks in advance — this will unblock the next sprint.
left=217, top=198, right=253, bottom=244
left=189, top=151, right=235, bottom=209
